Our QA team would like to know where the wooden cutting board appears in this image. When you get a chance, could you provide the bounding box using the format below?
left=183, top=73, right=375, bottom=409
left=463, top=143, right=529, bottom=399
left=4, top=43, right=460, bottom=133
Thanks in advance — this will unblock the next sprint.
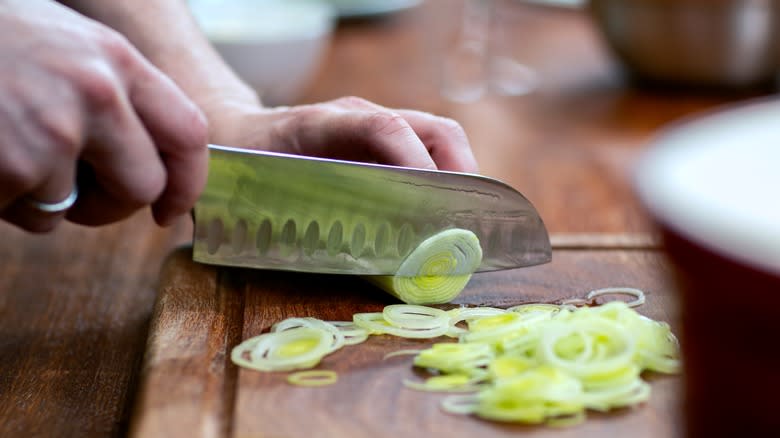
left=129, top=242, right=682, bottom=438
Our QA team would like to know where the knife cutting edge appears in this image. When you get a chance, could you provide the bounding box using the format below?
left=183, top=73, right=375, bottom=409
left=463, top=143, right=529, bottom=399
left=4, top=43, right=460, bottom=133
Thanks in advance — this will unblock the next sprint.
left=192, top=144, right=551, bottom=275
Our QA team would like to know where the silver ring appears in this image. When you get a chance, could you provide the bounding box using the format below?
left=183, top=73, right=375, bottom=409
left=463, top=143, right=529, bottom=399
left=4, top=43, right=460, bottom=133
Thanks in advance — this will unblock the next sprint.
left=25, top=186, right=79, bottom=214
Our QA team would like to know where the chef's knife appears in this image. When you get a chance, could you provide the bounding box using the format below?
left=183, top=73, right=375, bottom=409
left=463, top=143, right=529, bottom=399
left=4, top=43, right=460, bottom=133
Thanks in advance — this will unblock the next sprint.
left=192, top=144, right=551, bottom=275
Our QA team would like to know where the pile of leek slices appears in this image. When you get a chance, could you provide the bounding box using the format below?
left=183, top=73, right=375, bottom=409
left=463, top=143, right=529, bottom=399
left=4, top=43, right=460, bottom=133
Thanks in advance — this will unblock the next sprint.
left=231, top=288, right=680, bottom=427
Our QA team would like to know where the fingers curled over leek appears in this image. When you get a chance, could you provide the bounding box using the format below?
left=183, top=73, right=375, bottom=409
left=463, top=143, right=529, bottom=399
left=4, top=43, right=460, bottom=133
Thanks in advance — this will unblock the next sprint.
left=364, top=228, right=483, bottom=305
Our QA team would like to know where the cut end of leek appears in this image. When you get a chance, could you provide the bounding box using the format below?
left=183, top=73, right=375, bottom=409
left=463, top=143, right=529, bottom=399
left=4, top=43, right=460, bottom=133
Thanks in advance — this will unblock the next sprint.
left=365, top=228, right=483, bottom=305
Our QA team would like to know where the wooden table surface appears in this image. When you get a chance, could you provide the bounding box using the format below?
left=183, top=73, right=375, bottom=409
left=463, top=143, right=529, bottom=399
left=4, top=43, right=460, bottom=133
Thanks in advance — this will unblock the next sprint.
left=0, top=1, right=769, bottom=437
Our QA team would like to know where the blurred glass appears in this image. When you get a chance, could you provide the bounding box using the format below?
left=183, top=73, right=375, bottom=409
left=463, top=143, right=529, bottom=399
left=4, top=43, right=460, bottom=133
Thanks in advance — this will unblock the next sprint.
left=441, top=0, right=538, bottom=103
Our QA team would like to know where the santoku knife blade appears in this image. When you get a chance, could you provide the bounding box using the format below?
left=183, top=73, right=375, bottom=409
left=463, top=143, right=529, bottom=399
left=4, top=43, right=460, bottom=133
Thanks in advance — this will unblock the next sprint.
left=192, top=144, right=551, bottom=275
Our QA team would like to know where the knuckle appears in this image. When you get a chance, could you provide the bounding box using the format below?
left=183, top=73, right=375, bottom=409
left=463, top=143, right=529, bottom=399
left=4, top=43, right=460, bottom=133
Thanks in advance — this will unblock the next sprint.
left=97, top=29, right=138, bottom=71
left=439, top=117, right=467, bottom=139
left=268, top=115, right=294, bottom=148
left=1, top=156, right=41, bottom=195
left=364, top=112, right=413, bottom=138
left=132, top=170, right=166, bottom=206
left=178, top=106, right=209, bottom=153
left=294, top=104, right=327, bottom=119
left=78, top=66, right=122, bottom=112
left=191, top=108, right=209, bottom=146
left=283, top=105, right=324, bottom=135
left=40, top=111, right=83, bottom=158
left=75, top=31, right=139, bottom=112
left=104, top=158, right=166, bottom=208
left=338, top=96, right=371, bottom=107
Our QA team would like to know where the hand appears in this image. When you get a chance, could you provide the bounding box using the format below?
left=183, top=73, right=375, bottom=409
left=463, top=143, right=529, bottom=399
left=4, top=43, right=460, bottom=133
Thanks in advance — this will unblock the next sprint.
left=203, top=96, right=479, bottom=173
left=0, top=0, right=208, bottom=232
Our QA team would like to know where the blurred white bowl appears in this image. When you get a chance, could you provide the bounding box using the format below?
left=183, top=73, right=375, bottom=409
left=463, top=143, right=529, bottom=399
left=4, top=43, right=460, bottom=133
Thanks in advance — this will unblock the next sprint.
left=191, top=0, right=335, bottom=105
left=635, top=98, right=780, bottom=436
left=636, top=99, right=780, bottom=275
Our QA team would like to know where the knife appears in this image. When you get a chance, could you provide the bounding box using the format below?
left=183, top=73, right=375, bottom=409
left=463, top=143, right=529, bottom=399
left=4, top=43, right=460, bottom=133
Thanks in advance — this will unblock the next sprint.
left=192, top=144, right=551, bottom=275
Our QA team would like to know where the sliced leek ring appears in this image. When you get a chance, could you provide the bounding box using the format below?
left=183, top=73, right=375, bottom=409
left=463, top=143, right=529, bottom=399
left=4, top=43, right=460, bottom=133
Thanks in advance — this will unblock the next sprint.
left=353, top=311, right=449, bottom=339
left=538, top=319, right=636, bottom=383
left=326, top=321, right=370, bottom=346
left=382, top=304, right=449, bottom=330
left=286, top=370, right=338, bottom=387
left=446, top=306, right=507, bottom=337
left=231, top=327, right=332, bottom=372
left=403, top=374, right=482, bottom=393
left=586, top=287, right=646, bottom=308
left=271, top=317, right=346, bottom=353
left=440, top=394, right=480, bottom=415
left=414, top=343, right=494, bottom=374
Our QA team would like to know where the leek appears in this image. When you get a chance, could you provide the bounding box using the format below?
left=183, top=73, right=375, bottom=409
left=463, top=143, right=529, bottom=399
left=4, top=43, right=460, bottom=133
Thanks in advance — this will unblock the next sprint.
left=286, top=370, right=338, bottom=387
left=364, top=228, right=482, bottom=305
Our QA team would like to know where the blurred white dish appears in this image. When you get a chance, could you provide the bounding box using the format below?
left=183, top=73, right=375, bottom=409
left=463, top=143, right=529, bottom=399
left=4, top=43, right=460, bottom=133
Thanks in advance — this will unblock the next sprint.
left=636, top=98, right=780, bottom=276
left=326, top=0, right=422, bottom=19
left=190, top=0, right=335, bottom=105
